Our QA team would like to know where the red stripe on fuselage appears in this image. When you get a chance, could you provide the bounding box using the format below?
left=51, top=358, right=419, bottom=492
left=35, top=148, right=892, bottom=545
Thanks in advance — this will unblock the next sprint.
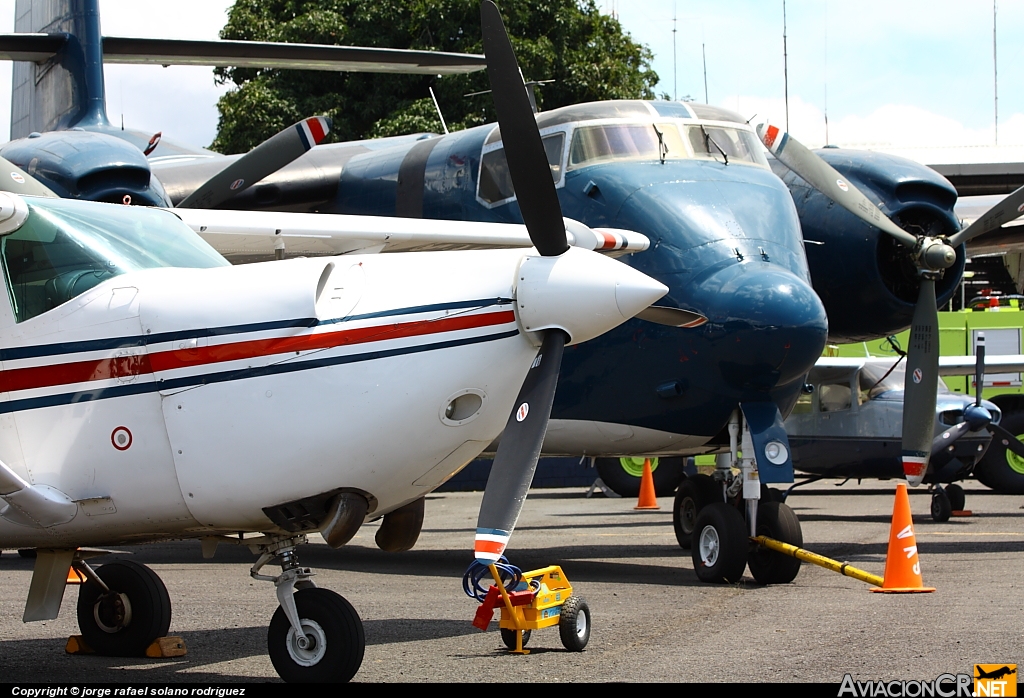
left=0, top=310, right=515, bottom=394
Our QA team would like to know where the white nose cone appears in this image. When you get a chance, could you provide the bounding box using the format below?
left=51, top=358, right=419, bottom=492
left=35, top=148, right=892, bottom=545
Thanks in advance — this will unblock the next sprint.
left=516, top=247, right=667, bottom=345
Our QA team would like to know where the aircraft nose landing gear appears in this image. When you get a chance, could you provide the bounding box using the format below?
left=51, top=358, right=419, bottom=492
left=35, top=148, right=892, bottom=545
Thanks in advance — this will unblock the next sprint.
left=251, top=535, right=365, bottom=683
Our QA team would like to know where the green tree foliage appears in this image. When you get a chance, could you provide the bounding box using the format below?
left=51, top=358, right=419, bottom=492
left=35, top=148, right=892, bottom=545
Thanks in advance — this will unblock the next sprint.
left=211, top=0, right=658, bottom=153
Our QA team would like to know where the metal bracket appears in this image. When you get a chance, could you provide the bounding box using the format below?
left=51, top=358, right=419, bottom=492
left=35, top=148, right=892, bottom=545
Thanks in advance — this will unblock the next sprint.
left=248, top=535, right=315, bottom=643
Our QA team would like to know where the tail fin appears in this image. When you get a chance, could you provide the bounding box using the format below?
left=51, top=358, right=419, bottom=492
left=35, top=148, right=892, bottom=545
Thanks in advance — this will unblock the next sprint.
left=10, top=0, right=108, bottom=139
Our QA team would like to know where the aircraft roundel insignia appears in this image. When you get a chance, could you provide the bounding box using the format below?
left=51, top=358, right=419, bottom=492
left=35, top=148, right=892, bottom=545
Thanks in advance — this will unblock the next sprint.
left=9, top=172, right=24, bottom=184
left=836, top=179, right=849, bottom=192
left=111, top=426, right=133, bottom=451
left=912, top=368, right=923, bottom=384
left=229, top=178, right=245, bottom=191
left=516, top=403, right=529, bottom=422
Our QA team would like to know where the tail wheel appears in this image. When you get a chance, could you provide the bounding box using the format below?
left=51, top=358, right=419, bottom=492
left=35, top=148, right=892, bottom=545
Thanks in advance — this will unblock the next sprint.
left=672, top=474, right=721, bottom=549
left=268, top=587, right=364, bottom=683
left=594, top=457, right=686, bottom=498
left=692, top=502, right=748, bottom=584
left=747, top=502, right=803, bottom=585
left=76, top=560, right=171, bottom=657
left=558, top=595, right=591, bottom=651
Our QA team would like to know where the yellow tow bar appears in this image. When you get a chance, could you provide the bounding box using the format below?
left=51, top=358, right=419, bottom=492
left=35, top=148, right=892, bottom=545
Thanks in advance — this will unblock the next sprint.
left=752, top=535, right=883, bottom=588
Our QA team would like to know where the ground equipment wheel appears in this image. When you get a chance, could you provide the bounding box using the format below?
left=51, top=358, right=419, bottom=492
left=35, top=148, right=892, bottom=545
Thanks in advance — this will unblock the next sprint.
left=945, top=483, right=966, bottom=511
left=747, top=502, right=803, bottom=585
left=974, top=409, right=1024, bottom=494
left=673, top=474, right=721, bottom=549
left=594, top=456, right=685, bottom=498
left=558, top=595, right=591, bottom=651
left=268, top=587, right=364, bottom=683
left=500, top=628, right=531, bottom=650
left=692, top=502, right=748, bottom=583
left=930, top=487, right=952, bottom=522
left=76, top=560, right=172, bottom=657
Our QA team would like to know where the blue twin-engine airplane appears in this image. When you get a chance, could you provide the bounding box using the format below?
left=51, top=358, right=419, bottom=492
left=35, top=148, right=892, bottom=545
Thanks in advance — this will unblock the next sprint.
left=3, top=0, right=1022, bottom=585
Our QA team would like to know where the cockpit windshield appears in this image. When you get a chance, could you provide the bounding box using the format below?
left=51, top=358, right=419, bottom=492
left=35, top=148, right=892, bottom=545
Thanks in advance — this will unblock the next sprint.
left=566, top=122, right=767, bottom=171
left=1, top=197, right=227, bottom=322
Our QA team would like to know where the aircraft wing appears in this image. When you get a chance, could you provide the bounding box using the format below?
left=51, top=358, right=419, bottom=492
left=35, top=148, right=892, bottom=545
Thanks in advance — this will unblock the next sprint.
left=170, top=208, right=650, bottom=261
left=938, top=355, right=1024, bottom=376
left=0, top=34, right=486, bottom=75
left=955, top=194, right=1024, bottom=255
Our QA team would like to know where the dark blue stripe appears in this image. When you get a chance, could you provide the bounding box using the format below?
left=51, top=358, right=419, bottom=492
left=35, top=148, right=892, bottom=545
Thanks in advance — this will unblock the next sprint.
left=321, top=298, right=514, bottom=325
left=0, top=329, right=520, bottom=415
left=0, top=298, right=513, bottom=362
left=295, top=122, right=311, bottom=150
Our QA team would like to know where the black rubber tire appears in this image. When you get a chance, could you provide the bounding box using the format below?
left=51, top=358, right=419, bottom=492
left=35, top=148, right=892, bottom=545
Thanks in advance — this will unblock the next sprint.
left=945, top=483, right=966, bottom=512
left=673, top=474, right=721, bottom=549
left=594, top=457, right=686, bottom=498
left=558, top=595, right=591, bottom=651
left=747, top=502, right=803, bottom=585
left=931, top=487, right=952, bottom=523
left=761, top=485, right=785, bottom=503
left=18, top=549, right=35, bottom=558
left=76, top=560, right=172, bottom=657
left=691, top=502, right=748, bottom=584
left=974, top=409, right=1024, bottom=494
left=500, top=628, right=531, bottom=650
left=268, top=587, right=365, bottom=683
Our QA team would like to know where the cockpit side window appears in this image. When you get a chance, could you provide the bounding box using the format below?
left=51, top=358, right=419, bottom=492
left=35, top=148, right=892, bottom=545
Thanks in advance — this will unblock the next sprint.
left=567, top=123, right=685, bottom=171
left=0, top=198, right=226, bottom=322
left=478, top=132, right=565, bottom=205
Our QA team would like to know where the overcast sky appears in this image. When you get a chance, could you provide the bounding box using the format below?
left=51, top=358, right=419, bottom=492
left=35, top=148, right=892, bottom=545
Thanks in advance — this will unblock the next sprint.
left=0, top=0, right=1019, bottom=158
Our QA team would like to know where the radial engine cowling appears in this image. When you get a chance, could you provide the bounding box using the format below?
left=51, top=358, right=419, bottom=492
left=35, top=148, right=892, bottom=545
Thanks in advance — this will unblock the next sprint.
left=773, top=149, right=964, bottom=343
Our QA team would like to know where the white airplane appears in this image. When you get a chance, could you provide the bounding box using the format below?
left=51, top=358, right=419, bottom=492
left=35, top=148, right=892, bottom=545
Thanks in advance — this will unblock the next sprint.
left=0, top=170, right=665, bottom=684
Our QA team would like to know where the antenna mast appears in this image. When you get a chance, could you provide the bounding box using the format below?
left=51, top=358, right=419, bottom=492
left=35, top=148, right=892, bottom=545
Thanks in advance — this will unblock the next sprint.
left=994, top=0, right=999, bottom=145
left=783, top=0, right=790, bottom=132
left=673, top=5, right=678, bottom=101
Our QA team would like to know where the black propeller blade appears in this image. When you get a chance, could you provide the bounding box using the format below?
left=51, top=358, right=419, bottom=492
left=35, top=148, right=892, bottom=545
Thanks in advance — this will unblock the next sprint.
left=178, top=116, right=331, bottom=209
left=472, top=0, right=570, bottom=564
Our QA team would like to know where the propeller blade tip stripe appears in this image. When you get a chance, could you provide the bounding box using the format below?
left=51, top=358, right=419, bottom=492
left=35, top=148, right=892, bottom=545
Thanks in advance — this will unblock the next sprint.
left=297, top=117, right=330, bottom=150
left=474, top=528, right=510, bottom=561
left=901, top=453, right=927, bottom=482
left=759, top=124, right=788, bottom=155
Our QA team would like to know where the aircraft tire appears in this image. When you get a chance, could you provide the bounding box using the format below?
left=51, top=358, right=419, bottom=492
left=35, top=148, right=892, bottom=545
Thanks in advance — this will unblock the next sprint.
left=268, top=587, right=364, bottom=683
left=747, top=502, right=803, bottom=585
left=558, top=595, right=591, bottom=651
left=18, top=549, right=35, bottom=558
left=974, top=410, right=1024, bottom=494
left=692, top=502, right=748, bottom=583
left=76, top=560, right=172, bottom=657
left=930, top=487, right=952, bottom=523
left=501, top=628, right=531, bottom=650
left=594, top=457, right=686, bottom=498
left=673, top=474, right=721, bottom=549
left=945, top=483, right=966, bottom=511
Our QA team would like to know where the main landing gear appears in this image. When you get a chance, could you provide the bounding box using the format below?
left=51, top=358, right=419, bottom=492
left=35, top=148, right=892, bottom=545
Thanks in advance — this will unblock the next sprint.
left=73, top=535, right=364, bottom=683
left=677, top=413, right=804, bottom=585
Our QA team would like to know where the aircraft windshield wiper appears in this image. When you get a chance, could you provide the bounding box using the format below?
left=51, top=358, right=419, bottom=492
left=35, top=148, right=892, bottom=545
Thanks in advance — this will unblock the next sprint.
left=652, top=124, right=667, bottom=164
left=701, top=125, right=729, bottom=165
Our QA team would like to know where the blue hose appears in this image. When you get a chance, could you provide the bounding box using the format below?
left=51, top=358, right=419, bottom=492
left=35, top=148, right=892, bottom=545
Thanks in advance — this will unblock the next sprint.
left=463, top=557, right=523, bottom=602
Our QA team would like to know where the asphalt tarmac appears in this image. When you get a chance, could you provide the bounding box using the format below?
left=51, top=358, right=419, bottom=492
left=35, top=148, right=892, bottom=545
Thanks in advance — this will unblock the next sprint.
left=1, top=480, right=1021, bottom=683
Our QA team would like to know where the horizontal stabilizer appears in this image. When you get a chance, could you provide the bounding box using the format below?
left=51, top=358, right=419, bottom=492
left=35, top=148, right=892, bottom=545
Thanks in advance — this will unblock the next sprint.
left=101, top=37, right=486, bottom=75
left=0, top=33, right=67, bottom=61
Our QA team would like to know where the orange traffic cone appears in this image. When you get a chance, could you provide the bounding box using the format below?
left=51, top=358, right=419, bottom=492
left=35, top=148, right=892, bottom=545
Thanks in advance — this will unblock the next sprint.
left=635, top=458, right=660, bottom=510
left=870, top=482, right=935, bottom=593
